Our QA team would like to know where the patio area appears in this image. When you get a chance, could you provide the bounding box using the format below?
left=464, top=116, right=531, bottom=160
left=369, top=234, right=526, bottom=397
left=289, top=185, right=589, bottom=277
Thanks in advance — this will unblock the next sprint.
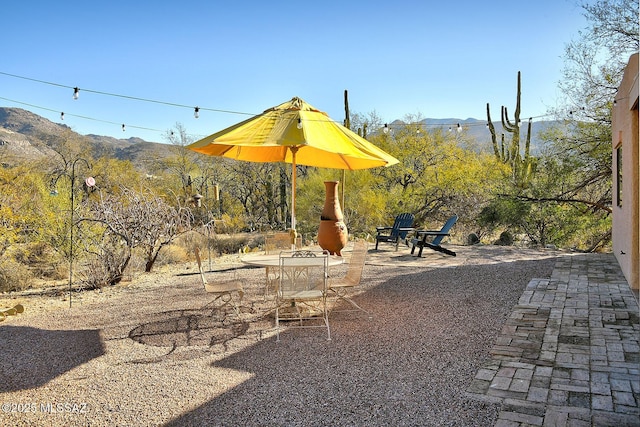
left=0, top=244, right=637, bottom=426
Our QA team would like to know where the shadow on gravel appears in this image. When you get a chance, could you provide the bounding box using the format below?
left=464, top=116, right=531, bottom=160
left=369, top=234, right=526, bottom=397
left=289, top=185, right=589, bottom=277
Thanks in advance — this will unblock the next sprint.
left=0, top=326, right=104, bottom=392
left=165, top=257, right=558, bottom=427
left=128, top=308, right=249, bottom=351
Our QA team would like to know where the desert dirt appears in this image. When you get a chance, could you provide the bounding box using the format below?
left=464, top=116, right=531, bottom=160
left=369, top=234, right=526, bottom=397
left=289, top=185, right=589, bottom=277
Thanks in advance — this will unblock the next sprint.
left=0, top=243, right=561, bottom=426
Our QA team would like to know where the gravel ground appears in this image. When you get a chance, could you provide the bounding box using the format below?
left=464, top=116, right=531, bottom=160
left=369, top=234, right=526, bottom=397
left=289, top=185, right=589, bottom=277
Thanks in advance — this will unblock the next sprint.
left=0, top=244, right=559, bottom=426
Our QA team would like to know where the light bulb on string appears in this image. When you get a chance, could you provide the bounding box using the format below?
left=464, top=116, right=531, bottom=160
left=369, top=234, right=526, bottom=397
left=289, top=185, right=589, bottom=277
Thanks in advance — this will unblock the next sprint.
left=60, top=112, right=64, bottom=120
left=383, top=123, right=389, bottom=134
left=73, top=87, right=79, bottom=100
left=194, top=107, right=199, bottom=119
left=457, top=123, right=462, bottom=133
left=297, top=118, right=302, bottom=129
left=122, top=124, right=126, bottom=132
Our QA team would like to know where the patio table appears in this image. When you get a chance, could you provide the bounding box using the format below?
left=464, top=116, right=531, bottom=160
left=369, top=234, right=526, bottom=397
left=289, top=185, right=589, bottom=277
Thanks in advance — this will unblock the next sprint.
left=241, top=253, right=344, bottom=268
left=242, top=253, right=344, bottom=300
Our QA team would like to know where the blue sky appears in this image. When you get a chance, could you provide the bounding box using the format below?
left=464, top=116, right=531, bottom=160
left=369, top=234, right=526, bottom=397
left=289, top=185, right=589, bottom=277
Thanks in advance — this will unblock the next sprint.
left=1, top=0, right=586, bottom=142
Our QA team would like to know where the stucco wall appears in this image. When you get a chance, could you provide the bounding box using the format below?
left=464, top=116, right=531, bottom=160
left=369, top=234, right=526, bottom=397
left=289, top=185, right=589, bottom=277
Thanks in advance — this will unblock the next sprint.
left=612, top=53, right=639, bottom=291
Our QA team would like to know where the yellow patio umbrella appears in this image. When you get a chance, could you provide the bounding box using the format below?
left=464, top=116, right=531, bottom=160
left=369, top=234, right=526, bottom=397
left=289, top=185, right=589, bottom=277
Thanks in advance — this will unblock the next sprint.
left=187, top=96, right=399, bottom=232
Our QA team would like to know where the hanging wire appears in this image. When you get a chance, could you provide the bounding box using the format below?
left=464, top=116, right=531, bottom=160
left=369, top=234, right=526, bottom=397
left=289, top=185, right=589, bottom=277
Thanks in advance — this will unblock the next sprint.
left=0, top=96, right=163, bottom=133
left=0, top=71, right=254, bottom=117
left=0, top=70, right=561, bottom=136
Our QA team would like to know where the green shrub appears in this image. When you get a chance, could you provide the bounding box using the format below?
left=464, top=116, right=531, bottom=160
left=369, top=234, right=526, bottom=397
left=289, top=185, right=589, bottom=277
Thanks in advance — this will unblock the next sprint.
left=494, top=231, right=514, bottom=246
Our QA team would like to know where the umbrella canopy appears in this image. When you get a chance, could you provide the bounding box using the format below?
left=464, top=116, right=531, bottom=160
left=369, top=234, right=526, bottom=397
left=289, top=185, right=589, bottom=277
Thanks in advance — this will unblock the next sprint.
left=187, top=96, right=399, bottom=230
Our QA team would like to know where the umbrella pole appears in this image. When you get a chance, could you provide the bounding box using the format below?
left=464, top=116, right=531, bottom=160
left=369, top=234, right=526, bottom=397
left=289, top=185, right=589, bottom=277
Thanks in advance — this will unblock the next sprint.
left=341, top=170, right=345, bottom=212
left=290, top=147, right=298, bottom=250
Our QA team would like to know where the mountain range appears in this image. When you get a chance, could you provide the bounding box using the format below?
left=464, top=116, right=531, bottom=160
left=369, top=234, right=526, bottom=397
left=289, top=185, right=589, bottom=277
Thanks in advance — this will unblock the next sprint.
left=0, top=107, right=555, bottom=168
left=388, top=117, right=555, bottom=152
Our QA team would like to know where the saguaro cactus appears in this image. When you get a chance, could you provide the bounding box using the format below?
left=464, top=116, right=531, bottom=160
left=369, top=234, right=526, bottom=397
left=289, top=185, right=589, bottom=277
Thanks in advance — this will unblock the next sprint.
left=487, top=71, right=534, bottom=186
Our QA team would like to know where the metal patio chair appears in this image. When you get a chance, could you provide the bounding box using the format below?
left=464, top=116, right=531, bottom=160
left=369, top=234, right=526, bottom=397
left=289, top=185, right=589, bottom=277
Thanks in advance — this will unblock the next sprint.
left=329, top=240, right=371, bottom=318
left=195, top=247, right=245, bottom=319
left=275, top=250, right=330, bottom=341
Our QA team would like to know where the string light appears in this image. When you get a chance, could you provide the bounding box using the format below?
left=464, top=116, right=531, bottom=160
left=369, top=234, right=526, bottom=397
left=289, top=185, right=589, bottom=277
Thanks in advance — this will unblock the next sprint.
left=0, top=71, right=253, bottom=117
left=297, top=118, right=303, bottom=129
left=0, top=96, right=164, bottom=133
left=2, top=71, right=561, bottom=129
left=0, top=70, right=562, bottom=139
left=568, top=107, right=586, bottom=116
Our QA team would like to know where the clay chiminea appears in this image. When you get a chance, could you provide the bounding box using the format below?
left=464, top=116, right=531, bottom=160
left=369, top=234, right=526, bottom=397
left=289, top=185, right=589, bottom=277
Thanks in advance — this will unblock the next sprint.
left=317, top=181, right=348, bottom=256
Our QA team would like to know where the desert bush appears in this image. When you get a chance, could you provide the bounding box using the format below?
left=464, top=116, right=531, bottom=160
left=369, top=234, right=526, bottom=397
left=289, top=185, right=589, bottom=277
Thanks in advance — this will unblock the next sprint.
left=494, top=231, right=514, bottom=246
left=11, top=242, right=66, bottom=279
left=79, top=240, right=131, bottom=289
left=152, top=244, right=190, bottom=266
left=213, top=213, right=247, bottom=234
left=210, top=234, right=252, bottom=255
left=0, top=258, right=33, bottom=292
left=467, top=233, right=480, bottom=245
left=79, top=258, right=112, bottom=290
left=176, top=230, right=208, bottom=256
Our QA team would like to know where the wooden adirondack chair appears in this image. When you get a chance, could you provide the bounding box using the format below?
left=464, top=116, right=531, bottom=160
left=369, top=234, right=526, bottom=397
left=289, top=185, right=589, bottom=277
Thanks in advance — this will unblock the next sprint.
left=410, top=215, right=458, bottom=257
left=374, top=213, right=415, bottom=251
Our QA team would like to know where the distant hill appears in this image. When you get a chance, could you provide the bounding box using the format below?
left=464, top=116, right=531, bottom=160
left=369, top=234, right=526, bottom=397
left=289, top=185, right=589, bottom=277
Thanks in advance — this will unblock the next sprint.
left=0, top=107, right=171, bottom=167
left=0, top=107, right=557, bottom=168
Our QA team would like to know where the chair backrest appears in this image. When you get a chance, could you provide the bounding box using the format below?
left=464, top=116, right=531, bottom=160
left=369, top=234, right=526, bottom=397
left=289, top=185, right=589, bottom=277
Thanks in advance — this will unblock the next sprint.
left=344, top=240, right=368, bottom=286
left=392, top=213, right=415, bottom=239
left=195, top=247, right=208, bottom=286
left=279, top=250, right=328, bottom=295
left=431, top=215, right=458, bottom=245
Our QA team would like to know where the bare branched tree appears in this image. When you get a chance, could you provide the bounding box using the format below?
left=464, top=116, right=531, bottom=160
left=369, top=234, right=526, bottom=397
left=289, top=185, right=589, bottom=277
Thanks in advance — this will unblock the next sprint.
left=85, top=187, right=193, bottom=286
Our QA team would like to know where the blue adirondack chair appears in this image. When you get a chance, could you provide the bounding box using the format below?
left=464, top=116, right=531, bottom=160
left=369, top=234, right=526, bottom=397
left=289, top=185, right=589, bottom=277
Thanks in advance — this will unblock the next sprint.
left=375, top=213, right=415, bottom=251
left=410, top=215, right=458, bottom=257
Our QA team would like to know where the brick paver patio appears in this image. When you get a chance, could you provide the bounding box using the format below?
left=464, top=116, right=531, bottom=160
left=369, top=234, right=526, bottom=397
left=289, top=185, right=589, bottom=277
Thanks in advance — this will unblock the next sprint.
left=467, top=253, right=640, bottom=426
